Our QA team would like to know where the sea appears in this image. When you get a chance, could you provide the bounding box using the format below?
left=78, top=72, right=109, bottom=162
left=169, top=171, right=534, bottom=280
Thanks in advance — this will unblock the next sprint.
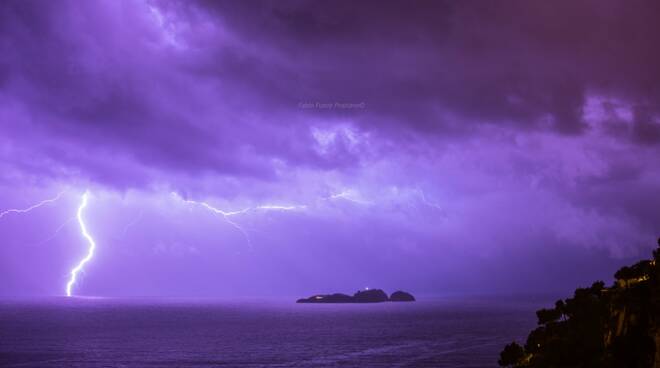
left=0, top=295, right=552, bottom=368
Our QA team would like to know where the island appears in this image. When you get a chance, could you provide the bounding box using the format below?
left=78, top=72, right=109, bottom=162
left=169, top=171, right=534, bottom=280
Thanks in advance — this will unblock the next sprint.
left=296, top=289, right=415, bottom=303
left=499, top=237, right=660, bottom=367
left=389, top=290, right=416, bottom=302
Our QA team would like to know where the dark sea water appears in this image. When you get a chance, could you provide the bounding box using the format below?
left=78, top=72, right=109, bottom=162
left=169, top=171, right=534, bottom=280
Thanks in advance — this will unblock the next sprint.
left=0, top=295, right=551, bottom=368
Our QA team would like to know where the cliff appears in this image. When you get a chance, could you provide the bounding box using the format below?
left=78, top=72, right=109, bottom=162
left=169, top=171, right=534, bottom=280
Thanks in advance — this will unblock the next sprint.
left=499, top=238, right=660, bottom=367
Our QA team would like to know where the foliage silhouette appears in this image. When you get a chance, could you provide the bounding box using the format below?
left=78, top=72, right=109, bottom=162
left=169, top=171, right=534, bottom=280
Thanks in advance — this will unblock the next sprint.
left=499, top=237, right=660, bottom=367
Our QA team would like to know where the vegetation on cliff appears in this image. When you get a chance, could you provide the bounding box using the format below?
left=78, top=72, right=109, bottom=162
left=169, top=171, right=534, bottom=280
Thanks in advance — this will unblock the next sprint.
left=499, top=238, right=660, bottom=367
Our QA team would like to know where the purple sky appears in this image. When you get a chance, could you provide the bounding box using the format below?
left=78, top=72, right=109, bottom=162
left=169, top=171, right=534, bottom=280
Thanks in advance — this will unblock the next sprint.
left=1, top=0, right=659, bottom=297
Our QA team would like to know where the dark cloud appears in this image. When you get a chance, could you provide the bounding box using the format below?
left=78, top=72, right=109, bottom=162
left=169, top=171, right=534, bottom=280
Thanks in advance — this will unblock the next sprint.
left=196, top=0, right=660, bottom=137
left=1, top=0, right=660, bottom=188
left=0, top=0, right=659, bottom=296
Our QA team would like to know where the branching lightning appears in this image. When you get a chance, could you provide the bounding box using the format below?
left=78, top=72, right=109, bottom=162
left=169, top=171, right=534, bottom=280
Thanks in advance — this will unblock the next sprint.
left=256, top=204, right=307, bottom=211
left=414, top=189, right=449, bottom=220
left=32, top=216, right=76, bottom=247
left=172, top=192, right=308, bottom=249
left=172, top=192, right=253, bottom=247
left=417, top=189, right=443, bottom=211
left=0, top=191, right=75, bottom=247
left=121, top=210, right=143, bottom=238
left=0, top=184, right=444, bottom=296
left=325, top=190, right=372, bottom=205
left=65, top=192, right=96, bottom=297
left=171, top=187, right=444, bottom=251
left=0, top=191, right=66, bottom=219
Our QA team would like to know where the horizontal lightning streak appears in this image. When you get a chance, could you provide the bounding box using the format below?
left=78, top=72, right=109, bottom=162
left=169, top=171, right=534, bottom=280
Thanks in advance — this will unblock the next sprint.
left=256, top=204, right=306, bottom=211
left=325, top=190, right=372, bottom=205
left=172, top=192, right=253, bottom=248
left=172, top=192, right=310, bottom=249
left=0, top=191, right=66, bottom=219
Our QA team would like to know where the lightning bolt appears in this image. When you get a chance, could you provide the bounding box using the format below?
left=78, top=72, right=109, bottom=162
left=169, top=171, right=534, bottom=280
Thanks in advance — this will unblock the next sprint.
left=414, top=189, right=449, bottom=220
left=121, top=210, right=143, bottom=238
left=417, top=189, right=443, bottom=211
left=65, top=191, right=96, bottom=297
left=172, top=192, right=253, bottom=248
left=32, top=216, right=76, bottom=247
left=0, top=191, right=66, bottom=219
left=172, top=187, right=441, bottom=253
left=325, top=189, right=372, bottom=205
left=255, top=204, right=307, bottom=211
left=0, top=184, right=441, bottom=297
left=172, top=192, right=308, bottom=249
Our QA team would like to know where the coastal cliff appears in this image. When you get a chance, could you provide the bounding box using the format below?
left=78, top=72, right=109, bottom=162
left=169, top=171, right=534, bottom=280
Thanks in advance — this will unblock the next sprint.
left=499, top=238, right=660, bottom=367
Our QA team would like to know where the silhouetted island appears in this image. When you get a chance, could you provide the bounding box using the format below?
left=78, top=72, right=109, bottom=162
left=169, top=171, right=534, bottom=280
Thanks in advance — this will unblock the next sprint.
left=499, top=237, right=660, bottom=367
left=390, top=290, right=416, bottom=302
left=296, top=289, right=415, bottom=303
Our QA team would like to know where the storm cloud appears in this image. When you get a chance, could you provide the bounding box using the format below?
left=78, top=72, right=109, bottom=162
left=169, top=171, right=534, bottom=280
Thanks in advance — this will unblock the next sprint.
left=0, top=0, right=658, bottom=297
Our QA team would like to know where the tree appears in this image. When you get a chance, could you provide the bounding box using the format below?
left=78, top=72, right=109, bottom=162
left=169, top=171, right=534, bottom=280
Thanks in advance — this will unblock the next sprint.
left=536, top=307, right=561, bottom=325
left=499, top=237, right=660, bottom=368
left=499, top=342, right=525, bottom=367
